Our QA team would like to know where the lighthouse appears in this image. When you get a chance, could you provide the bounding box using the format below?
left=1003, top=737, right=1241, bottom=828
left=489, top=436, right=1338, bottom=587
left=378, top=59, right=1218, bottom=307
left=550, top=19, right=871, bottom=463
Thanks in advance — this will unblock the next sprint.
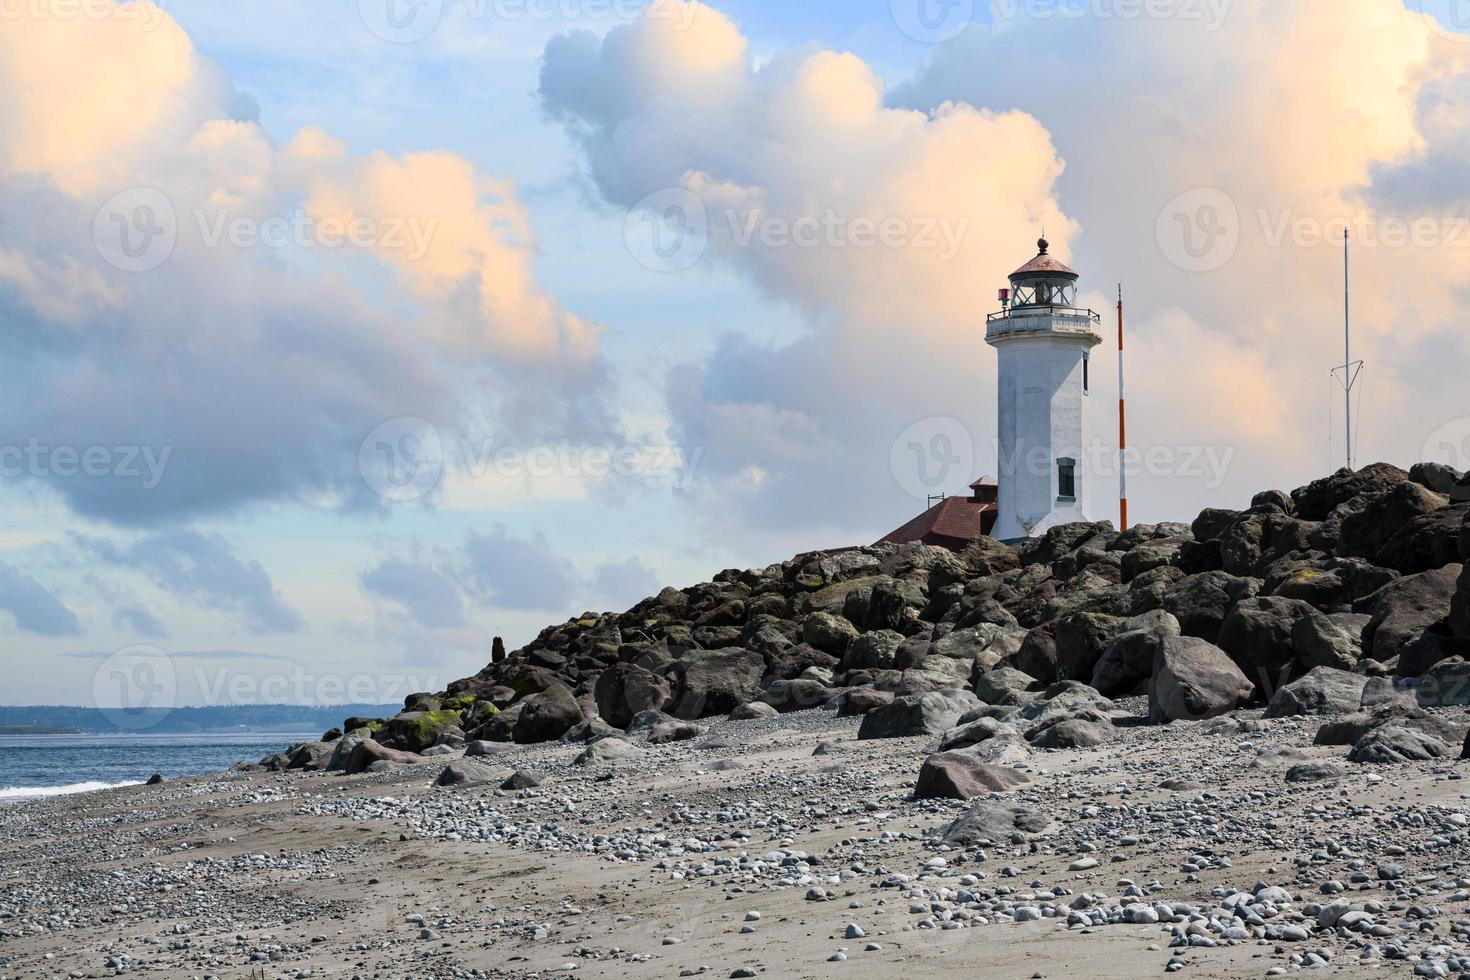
left=986, top=238, right=1103, bottom=540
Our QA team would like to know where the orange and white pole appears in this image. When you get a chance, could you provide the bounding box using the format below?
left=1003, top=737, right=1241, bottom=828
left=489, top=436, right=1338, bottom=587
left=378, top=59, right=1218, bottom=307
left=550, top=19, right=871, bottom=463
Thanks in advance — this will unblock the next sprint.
left=1117, top=284, right=1129, bottom=531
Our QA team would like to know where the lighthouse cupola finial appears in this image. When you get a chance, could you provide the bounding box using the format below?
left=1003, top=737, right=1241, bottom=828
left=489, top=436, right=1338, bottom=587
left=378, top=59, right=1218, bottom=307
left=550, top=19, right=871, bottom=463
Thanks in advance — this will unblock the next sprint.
left=1037, top=236, right=1049, bottom=255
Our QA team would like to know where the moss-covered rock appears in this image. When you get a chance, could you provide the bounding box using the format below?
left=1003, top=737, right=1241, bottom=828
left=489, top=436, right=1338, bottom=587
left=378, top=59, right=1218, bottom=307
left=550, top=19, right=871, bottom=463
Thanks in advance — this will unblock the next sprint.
left=377, top=709, right=464, bottom=751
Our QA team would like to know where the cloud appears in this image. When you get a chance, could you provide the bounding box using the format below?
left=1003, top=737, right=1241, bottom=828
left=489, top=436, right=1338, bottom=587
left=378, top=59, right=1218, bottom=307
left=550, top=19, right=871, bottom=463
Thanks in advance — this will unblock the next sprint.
left=360, top=557, right=466, bottom=630
left=112, top=606, right=168, bottom=639
left=462, top=525, right=581, bottom=612
left=590, top=556, right=662, bottom=609
left=78, top=529, right=304, bottom=635
left=0, top=0, right=617, bottom=527
left=0, top=563, right=81, bottom=636
left=542, top=0, right=1470, bottom=535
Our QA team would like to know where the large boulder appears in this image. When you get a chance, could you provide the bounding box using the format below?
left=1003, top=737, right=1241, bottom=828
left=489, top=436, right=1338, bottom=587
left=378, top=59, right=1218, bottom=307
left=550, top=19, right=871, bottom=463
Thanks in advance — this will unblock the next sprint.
left=1217, top=596, right=1316, bottom=682
left=1054, top=611, right=1124, bottom=683
left=1090, top=610, right=1180, bottom=697
left=974, top=665, right=1037, bottom=705
left=857, top=691, right=969, bottom=740
left=1412, top=461, right=1464, bottom=495
left=1290, top=609, right=1364, bottom=671
left=1414, top=658, right=1470, bottom=707
left=1452, top=563, right=1470, bottom=639
left=1148, top=636, right=1255, bottom=723
left=377, top=710, right=465, bottom=752
left=344, top=738, right=426, bottom=774
left=728, top=700, right=779, bottom=720
left=914, top=752, right=1029, bottom=800
left=1163, top=570, right=1259, bottom=642
left=843, top=629, right=904, bottom=671
left=1348, top=724, right=1451, bottom=764
left=940, top=800, right=1053, bottom=845
left=1012, top=624, right=1058, bottom=682
left=1291, top=463, right=1409, bottom=521
left=1263, top=667, right=1369, bottom=718
left=760, top=678, right=836, bottom=713
left=285, top=741, right=334, bottom=771
left=572, top=737, right=645, bottom=767
left=1028, top=717, right=1116, bottom=749
left=513, top=683, right=585, bottom=744
left=434, top=760, right=498, bottom=788
left=593, top=663, right=671, bottom=729
left=1336, top=482, right=1447, bottom=561
left=835, top=687, right=894, bottom=717
left=663, top=648, right=766, bottom=719
left=801, top=612, right=859, bottom=655
left=1363, top=564, right=1462, bottom=662
left=1375, top=505, right=1468, bottom=575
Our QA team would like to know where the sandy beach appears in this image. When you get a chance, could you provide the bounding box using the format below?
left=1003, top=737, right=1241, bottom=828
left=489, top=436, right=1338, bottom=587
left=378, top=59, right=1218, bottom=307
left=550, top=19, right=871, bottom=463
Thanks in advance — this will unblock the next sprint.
left=3, top=699, right=1468, bottom=980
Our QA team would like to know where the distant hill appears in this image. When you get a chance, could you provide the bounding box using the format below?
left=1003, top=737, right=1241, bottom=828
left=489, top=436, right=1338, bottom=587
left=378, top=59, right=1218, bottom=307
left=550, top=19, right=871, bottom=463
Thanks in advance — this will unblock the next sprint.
left=0, top=704, right=401, bottom=735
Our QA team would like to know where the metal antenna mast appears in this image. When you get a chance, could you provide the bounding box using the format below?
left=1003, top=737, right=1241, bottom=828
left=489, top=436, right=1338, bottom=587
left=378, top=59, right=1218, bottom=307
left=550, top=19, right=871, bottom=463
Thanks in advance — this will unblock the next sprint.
left=1332, top=229, right=1364, bottom=470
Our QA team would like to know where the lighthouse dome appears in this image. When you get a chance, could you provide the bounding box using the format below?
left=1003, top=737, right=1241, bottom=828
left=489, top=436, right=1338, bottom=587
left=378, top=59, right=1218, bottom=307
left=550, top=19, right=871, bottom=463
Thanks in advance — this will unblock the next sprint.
left=1009, top=237, right=1079, bottom=282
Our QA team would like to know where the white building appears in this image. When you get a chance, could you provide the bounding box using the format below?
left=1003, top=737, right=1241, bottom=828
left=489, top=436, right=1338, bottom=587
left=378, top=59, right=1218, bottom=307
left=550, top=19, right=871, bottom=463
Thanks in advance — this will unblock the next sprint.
left=986, top=238, right=1103, bottom=540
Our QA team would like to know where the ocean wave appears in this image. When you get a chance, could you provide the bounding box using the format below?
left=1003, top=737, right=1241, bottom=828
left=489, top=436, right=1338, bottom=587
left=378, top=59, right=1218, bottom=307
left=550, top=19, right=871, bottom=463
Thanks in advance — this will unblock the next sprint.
left=0, top=780, right=144, bottom=801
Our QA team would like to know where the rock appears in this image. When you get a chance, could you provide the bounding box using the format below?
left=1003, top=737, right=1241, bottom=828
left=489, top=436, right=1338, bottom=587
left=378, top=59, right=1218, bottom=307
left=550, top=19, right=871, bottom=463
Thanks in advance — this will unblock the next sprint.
left=974, top=665, right=1037, bottom=705
left=835, top=687, right=894, bottom=717
left=664, top=648, right=766, bottom=720
left=1337, top=482, right=1448, bottom=561
left=593, top=663, right=671, bottom=729
left=1453, top=562, right=1470, bottom=639
left=558, top=716, right=620, bottom=743
left=1253, top=488, right=1294, bottom=512
left=1375, top=504, right=1468, bottom=574
left=1148, top=635, right=1255, bottom=723
left=1348, top=724, right=1451, bottom=764
left=1028, top=717, right=1115, bottom=749
left=1263, top=667, right=1369, bottom=718
left=144, top=773, right=165, bottom=785
left=434, top=760, right=498, bottom=788
left=286, top=741, right=335, bottom=771
left=1397, top=629, right=1470, bottom=678
left=760, top=678, right=836, bottom=713
left=464, top=740, right=516, bottom=758
left=500, top=769, right=540, bottom=790
left=914, top=752, right=1029, bottom=800
left=1012, top=624, right=1058, bottom=683
left=1285, top=761, right=1347, bottom=783
left=843, top=629, right=903, bottom=671
left=931, top=716, right=1021, bottom=752
left=1292, top=463, right=1410, bottom=521
left=1363, top=563, right=1462, bottom=662
left=1314, top=695, right=1460, bottom=746
left=514, top=683, right=585, bottom=744
left=1290, top=608, right=1363, bottom=671
left=857, top=691, right=968, bottom=740
left=728, top=701, right=779, bottom=721
left=1163, top=570, right=1259, bottom=643
left=647, top=721, right=705, bottom=744
left=625, top=708, right=679, bottom=734
left=1091, top=610, right=1181, bottom=697
left=1217, top=595, right=1320, bottom=684
left=940, top=800, right=1053, bottom=845
left=1411, top=461, right=1463, bottom=495
left=1054, top=612, right=1123, bottom=683
left=1414, top=658, right=1470, bottom=707
left=377, top=710, right=465, bottom=752
left=572, top=738, right=645, bottom=767
left=802, top=612, right=859, bottom=655
left=344, top=739, right=426, bottom=775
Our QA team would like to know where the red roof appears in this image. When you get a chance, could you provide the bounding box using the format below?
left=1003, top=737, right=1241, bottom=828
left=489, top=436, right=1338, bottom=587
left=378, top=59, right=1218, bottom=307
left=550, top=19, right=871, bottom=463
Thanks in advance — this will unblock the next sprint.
left=876, top=496, right=998, bottom=552
left=1010, top=237, right=1078, bottom=280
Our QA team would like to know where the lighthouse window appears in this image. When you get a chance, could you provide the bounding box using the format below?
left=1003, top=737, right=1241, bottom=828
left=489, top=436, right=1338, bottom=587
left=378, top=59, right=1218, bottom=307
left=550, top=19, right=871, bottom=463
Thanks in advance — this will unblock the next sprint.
left=1083, top=355, right=1090, bottom=393
left=1057, top=458, right=1077, bottom=500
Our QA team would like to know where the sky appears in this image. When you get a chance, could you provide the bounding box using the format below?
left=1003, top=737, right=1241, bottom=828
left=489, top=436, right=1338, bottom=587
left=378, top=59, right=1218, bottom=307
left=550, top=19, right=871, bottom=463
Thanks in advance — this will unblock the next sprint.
left=2, top=0, right=1470, bottom=706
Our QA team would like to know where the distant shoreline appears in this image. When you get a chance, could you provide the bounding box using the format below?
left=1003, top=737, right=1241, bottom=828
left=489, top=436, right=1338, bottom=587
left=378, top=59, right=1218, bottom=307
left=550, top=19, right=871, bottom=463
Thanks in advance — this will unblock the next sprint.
left=0, top=725, right=83, bottom=736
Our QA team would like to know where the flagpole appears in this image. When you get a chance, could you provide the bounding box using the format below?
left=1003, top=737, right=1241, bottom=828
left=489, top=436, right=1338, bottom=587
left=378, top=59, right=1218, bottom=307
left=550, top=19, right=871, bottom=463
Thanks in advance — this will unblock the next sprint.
left=1118, top=283, right=1129, bottom=531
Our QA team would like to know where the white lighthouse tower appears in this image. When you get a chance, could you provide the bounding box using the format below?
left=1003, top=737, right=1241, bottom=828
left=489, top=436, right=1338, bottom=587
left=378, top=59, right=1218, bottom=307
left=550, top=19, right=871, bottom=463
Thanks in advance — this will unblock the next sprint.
left=986, top=238, right=1103, bottom=540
